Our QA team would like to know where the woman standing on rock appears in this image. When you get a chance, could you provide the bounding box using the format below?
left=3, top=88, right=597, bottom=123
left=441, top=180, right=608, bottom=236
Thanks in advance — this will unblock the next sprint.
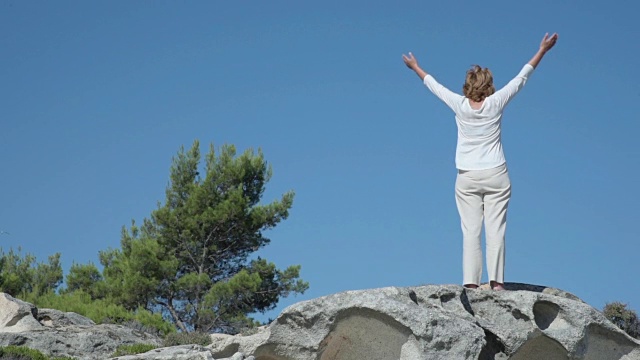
left=402, top=33, right=558, bottom=290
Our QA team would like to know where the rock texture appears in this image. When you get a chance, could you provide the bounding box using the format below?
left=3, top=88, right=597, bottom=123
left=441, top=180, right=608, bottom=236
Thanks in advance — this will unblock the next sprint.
left=112, top=344, right=216, bottom=360
left=0, top=293, right=161, bottom=359
left=111, top=346, right=257, bottom=360
left=2, top=284, right=640, bottom=359
left=0, top=293, right=42, bottom=333
left=37, top=308, right=96, bottom=327
left=207, top=283, right=640, bottom=360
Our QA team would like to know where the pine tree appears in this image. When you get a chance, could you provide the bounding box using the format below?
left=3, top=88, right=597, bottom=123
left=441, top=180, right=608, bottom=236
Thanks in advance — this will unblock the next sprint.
left=101, top=140, right=308, bottom=333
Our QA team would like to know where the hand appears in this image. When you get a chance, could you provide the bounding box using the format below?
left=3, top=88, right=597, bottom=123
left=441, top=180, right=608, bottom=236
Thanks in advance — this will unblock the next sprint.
left=539, top=33, right=558, bottom=53
left=402, top=52, right=418, bottom=69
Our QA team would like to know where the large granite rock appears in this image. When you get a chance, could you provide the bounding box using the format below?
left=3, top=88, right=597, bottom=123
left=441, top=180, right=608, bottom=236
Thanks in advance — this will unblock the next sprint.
left=0, top=323, right=163, bottom=359
left=0, top=293, right=42, bottom=333
left=207, top=283, right=640, bottom=360
left=0, top=293, right=162, bottom=359
left=2, top=284, right=640, bottom=359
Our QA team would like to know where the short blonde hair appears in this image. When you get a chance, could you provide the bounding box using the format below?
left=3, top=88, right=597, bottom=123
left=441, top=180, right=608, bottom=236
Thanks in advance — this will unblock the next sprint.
left=463, top=65, right=495, bottom=102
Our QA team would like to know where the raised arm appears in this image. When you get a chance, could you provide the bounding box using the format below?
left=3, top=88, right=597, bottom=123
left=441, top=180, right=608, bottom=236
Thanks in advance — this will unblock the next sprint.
left=491, top=33, right=559, bottom=108
left=402, top=51, right=463, bottom=111
left=528, top=33, right=559, bottom=69
left=402, top=52, right=428, bottom=80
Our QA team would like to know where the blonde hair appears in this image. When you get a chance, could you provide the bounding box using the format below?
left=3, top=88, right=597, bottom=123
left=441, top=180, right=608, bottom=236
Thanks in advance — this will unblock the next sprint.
left=463, top=65, right=495, bottom=102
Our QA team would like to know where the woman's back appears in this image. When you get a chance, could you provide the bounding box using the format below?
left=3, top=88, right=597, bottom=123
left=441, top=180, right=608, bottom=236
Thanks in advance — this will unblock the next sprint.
left=422, top=64, right=535, bottom=170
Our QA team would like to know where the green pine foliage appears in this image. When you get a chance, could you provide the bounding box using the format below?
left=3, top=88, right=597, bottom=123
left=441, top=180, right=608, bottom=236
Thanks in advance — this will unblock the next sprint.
left=99, top=141, right=309, bottom=334
left=603, top=302, right=640, bottom=339
left=0, top=140, right=309, bottom=336
left=111, top=344, right=157, bottom=357
left=0, top=248, right=62, bottom=298
left=62, top=262, right=104, bottom=299
left=0, top=256, right=4, bottom=289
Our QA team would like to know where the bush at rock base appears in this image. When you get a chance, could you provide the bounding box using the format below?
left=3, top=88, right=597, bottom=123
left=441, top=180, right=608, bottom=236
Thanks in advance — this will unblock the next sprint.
left=603, top=301, right=640, bottom=339
left=163, top=332, right=211, bottom=347
left=0, top=346, right=74, bottom=360
left=22, top=290, right=175, bottom=336
left=111, top=344, right=157, bottom=357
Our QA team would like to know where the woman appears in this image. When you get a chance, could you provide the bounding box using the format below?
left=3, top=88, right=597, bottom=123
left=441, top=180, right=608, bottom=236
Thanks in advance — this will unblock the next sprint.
left=403, top=33, right=558, bottom=290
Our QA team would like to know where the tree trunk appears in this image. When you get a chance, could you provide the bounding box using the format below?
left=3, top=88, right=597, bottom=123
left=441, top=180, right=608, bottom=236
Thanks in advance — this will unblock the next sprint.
left=166, top=298, right=189, bottom=333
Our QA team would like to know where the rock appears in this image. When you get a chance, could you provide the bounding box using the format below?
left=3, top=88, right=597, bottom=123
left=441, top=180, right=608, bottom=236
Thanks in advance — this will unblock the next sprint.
left=0, top=293, right=162, bottom=359
left=0, top=293, right=42, bottom=332
left=109, top=344, right=215, bottom=360
left=209, top=283, right=640, bottom=360
left=208, top=326, right=270, bottom=359
left=209, top=351, right=247, bottom=360
left=37, top=308, right=95, bottom=327
left=0, top=323, right=162, bottom=359
left=228, top=352, right=245, bottom=360
left=3, top=284, right=640, bottom=359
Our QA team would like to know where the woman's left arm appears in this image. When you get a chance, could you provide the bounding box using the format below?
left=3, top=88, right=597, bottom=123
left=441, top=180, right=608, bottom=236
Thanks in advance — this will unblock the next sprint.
left=403, top=52, right=428, bottom=80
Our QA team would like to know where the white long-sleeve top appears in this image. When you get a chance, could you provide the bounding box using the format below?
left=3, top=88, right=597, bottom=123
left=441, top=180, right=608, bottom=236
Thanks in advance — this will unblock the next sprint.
left=423, top=64, right=534, bottom=170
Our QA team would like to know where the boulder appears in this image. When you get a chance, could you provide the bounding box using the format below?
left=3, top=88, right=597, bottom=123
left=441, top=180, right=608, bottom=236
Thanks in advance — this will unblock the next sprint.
left=208, top=283, right=640, bottom=360
left=0, top=293, right=42, bottom=333
left=209, top=327, right=270, bottom=358
left=0, top=293, right=162, bottom=359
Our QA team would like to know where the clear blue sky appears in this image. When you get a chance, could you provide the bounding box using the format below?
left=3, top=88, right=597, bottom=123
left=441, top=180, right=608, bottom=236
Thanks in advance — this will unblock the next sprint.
left=1, top=1, right=639, bottom=322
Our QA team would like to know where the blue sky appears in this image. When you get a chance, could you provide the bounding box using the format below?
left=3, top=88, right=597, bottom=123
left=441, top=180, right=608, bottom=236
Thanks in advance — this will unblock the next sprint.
left=1, top=1, right=638, bottom=322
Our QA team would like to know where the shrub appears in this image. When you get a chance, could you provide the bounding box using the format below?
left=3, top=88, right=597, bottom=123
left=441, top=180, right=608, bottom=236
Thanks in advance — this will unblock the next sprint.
left=23, top=291, right=175, bottom=336
left=163, top=332, right=211, bottom=347
left=127, top=306, right=176, bottom=336
left=0, top=346, right=74, bottom=360
left=603, top=302, right=640, bottom=339
left=111, top=344, right=157, bottom=357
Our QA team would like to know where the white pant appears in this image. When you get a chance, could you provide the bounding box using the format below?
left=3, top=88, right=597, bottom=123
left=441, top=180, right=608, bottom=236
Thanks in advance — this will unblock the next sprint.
left=455, top=164, right=511, bottom=286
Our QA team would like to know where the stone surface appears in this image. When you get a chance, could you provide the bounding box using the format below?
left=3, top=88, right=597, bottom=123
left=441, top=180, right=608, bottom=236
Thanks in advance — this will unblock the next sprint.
left=0, top=293, right=161, bottom=359
left=37, top=308, right=95, bottom=327
left=0, top=323, right=162, bottom=359
left=0, top=293, right=42, bottom=333
left=110, top=344, right=215, bottom=360
left=209, top=282, right=640, bottom=360
left=208, top=326, right=270, bottom=359
left=2, top=284, right=640, bottom=359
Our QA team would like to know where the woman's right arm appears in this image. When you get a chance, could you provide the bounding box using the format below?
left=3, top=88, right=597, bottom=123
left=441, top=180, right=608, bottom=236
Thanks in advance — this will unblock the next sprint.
left=493, top=33, right=559, bottom=108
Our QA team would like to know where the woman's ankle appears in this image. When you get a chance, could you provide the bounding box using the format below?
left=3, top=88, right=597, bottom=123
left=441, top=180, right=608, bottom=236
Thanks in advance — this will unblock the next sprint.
left=490, top=281, right=505, bottom=290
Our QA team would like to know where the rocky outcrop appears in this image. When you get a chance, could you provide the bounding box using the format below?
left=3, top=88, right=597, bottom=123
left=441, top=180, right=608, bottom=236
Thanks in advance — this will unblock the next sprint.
left=2, top=283, right=639, bottom=359
left=207, top=283, right=640, bottom=360
left=0, top=293, right=161, bottom=359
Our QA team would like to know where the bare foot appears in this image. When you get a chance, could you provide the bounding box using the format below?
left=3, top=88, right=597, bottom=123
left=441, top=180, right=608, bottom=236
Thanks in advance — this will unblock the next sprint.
left=464, top=284, right=479, bottom=289
left=490, top=281, right=505, bottom=291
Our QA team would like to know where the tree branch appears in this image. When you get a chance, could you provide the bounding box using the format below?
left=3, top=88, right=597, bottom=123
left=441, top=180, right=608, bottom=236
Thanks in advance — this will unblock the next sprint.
left=160, top=297, right=189, bottom=333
